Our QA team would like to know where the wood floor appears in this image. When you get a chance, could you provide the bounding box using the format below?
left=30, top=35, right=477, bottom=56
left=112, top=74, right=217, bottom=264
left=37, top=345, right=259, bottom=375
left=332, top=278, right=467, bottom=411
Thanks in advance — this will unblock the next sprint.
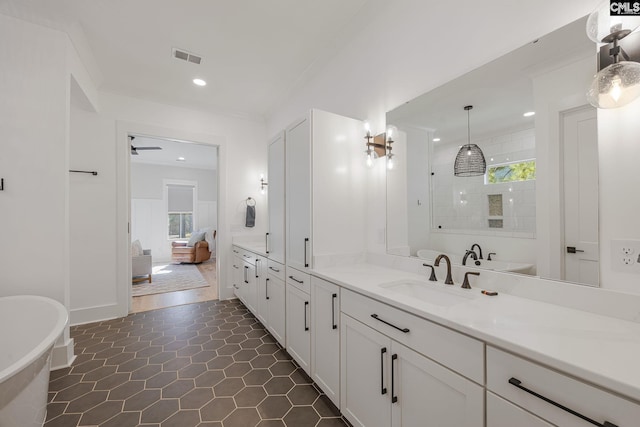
left=131, top=258, right=218, bottom=314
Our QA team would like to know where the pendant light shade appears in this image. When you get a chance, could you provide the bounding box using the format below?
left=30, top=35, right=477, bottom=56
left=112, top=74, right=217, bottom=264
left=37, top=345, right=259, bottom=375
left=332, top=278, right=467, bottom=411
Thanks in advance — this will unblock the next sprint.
left=454, top=105, right=486, bottom=177
left=587, top=61, right=640, bottom=109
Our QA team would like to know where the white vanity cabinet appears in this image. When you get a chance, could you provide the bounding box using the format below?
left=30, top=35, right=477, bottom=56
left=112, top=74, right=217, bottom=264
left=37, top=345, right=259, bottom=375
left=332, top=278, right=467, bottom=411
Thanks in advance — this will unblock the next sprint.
left=264, top=265, right=286, bottom=346
left=311, top=276, right=341, bottom=407
left=267, top=132, right=285, bottom=265
left=487, top=346, right=639, bottom=427
left=285, top=270, right=311, bottom=373
left=340, top=289, right=484, bottom=427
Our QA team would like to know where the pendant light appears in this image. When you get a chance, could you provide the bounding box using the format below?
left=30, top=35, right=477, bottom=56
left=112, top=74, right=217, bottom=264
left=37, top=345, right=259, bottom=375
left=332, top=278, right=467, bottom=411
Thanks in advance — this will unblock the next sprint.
left=454, top=105, right=486, bottom=177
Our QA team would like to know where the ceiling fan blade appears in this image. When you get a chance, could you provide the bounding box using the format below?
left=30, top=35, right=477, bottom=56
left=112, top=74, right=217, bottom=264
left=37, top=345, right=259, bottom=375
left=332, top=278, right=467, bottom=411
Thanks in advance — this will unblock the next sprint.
left=134, top=146, right=162, bottom=151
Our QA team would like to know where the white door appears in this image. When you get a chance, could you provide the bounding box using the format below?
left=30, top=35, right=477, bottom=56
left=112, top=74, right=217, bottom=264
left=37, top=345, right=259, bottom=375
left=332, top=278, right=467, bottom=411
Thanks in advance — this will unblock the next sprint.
left=311, top=277, right=340, bottom=407
left=562, top=106, right=599, bottom=286
left=241, top=261, right=257, bottom=313
left=266, top=275, right=286, bottom=347
left=391, top=341, right=483, bottom=427
left=341, top=315, right=391, bottom=427
left=285, top=284, right=311, bottom=373
left=232, top=255, right=243, bottom=300
left=268, top=132, right=286, bottom=264
left=255, top=257, right=268, bottom=325
left=487, top=392, right=554, bottom=427
left=286, top=116, right=312, bottom=271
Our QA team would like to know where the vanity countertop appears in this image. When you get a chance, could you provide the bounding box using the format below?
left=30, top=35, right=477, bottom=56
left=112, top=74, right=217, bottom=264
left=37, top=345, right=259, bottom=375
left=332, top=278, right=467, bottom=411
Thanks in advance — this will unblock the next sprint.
left=232, top=241, right=268, bottom=258
left=311, top=263, right=640, bottom=403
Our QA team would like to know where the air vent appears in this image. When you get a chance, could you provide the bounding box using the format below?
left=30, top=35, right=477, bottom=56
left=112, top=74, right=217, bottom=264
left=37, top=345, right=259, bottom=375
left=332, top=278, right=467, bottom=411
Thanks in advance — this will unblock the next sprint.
left=172, top=48, right=202, bottom=65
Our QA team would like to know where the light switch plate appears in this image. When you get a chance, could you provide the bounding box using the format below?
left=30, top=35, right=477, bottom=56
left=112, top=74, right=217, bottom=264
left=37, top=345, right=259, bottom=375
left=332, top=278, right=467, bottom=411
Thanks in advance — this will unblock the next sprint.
left=611, top=239, right=640, bottom=273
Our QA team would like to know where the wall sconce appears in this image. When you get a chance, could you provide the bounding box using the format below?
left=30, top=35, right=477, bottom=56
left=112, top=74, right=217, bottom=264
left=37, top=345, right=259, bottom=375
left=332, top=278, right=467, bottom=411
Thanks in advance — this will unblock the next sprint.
left=364, top=123, right=395, bottom=169
left=454, top=105, right=486, bottom=177
left=260, top=174, right=268, bottom=194
left=586, top=1, right=640, bottom=108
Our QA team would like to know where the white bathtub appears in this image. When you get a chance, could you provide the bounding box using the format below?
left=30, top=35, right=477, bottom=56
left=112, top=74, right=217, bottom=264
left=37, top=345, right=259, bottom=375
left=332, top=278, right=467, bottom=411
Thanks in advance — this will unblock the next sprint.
left=0, top=296, right=68, bottom=427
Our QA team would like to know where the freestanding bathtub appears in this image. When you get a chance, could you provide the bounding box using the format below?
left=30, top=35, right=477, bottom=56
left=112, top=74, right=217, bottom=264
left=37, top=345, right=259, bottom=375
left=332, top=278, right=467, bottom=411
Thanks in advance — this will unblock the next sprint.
left=0, top=296, right=68, bottom=427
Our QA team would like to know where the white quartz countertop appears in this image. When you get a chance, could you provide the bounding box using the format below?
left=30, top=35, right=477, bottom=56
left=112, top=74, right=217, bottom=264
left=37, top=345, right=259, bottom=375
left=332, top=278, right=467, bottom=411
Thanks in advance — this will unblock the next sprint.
left=232, top=242, right=268, bottom=257
left=311, top=263, right=640, bottom=403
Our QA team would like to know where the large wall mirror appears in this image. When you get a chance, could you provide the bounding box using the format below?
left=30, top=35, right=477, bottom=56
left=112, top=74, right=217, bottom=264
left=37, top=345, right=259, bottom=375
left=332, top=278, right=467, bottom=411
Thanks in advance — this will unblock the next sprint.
left=386, top=16, right=601, bottom=287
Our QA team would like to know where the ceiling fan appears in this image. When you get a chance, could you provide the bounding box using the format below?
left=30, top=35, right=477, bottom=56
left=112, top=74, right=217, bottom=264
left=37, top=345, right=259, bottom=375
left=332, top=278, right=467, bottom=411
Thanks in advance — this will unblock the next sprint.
left=130, top=136, right=162, bottom=155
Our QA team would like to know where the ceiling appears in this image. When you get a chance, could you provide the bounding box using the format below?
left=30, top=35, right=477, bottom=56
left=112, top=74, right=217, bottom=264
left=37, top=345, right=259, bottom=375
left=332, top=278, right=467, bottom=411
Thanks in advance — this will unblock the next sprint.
left=130, top=135, right=217, bottom=170
left=0, top=0, right=374, bottom=118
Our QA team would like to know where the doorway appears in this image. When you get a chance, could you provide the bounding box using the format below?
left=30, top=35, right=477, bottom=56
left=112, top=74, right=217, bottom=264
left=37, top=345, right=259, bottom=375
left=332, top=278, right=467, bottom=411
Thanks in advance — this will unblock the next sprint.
left=128, top=134, right=219, bottom=312
left=561, top=106, right=599, bottom=286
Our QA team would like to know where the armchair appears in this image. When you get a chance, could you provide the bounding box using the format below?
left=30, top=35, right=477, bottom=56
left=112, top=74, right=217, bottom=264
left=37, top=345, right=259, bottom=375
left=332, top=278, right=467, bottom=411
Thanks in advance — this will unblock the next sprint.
left=172, top=240, right=211, bottom=264
left=132, top=249, right=152, bottom=283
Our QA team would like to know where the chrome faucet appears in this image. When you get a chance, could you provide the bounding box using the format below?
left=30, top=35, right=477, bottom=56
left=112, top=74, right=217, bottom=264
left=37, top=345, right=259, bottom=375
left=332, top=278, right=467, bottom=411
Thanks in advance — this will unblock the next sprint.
left=470, top=243, right=483, bottom=259
left=462, top=250, right=479, bottom=266
left=434, top=254, right=454, bottom=285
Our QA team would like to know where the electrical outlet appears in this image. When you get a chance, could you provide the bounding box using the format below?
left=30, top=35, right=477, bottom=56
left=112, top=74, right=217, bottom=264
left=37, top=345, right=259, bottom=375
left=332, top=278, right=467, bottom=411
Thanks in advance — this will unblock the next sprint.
left=611, top=239, right=640, bottom=273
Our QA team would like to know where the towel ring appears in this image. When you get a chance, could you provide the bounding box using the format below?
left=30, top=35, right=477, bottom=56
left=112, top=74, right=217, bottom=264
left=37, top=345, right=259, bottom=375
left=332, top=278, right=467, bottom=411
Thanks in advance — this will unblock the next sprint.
left=246, top=197, right=256, bottom=207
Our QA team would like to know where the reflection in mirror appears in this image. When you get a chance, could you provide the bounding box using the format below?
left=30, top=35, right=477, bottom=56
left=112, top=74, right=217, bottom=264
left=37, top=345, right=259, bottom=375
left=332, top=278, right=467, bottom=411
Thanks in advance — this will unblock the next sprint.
left=386, top=16, right=600, bottom=286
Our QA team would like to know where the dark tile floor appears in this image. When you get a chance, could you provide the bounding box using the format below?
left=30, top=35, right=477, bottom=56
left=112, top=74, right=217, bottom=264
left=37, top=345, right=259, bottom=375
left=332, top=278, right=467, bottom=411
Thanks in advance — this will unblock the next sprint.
left=46, top=299, right=349, bottom=427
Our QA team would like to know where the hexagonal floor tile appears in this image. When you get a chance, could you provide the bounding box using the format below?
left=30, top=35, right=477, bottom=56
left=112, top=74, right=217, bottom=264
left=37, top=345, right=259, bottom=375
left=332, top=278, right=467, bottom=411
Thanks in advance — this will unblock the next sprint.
left=234, top=386, right=267, bottom=407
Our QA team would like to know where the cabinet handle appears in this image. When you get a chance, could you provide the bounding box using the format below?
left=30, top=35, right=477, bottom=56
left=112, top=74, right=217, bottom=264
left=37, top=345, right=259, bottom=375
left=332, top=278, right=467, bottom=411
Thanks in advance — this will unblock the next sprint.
left=233, top=284, right=239, bottom=289
left=255, top=259, right=260, bottom=278
left=304, top=301, right=309, bottom=331
left=265, top=278, right=270, bottom=300
left=244, top=266, right=249, bottom=283
left=233, top=249, right=239, bottom=254
left=233, top=264, right=239, bottom=269
left=289, top=275, right=304, bottom=284
left=331, top=293, right=337, bottom=330
left=269, top=266, right=280, bottom=273
left=380, top=347, right=387, bottom=395
left=304, top=237, right=309, bottom=267
left=391, top=354, right=398, bottom=404
left=508, top=378, right=618, bottom=427
left=266, top=232, right=269, bottom=254
left=243, top=254, right=251, bottom=258
left=370, top=314, right=410, bottom=333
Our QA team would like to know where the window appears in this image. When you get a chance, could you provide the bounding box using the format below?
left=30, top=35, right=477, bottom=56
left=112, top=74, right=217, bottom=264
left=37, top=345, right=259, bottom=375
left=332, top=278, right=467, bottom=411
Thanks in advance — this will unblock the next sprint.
left=167, top=184, right=195, bottom=239
left=486, top=160, right=536, bottom=184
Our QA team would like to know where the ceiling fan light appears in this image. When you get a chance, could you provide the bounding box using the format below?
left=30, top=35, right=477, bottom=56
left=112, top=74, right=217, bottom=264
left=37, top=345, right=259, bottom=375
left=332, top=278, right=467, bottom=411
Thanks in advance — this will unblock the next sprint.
left=587, top=61, right=640, bottom=108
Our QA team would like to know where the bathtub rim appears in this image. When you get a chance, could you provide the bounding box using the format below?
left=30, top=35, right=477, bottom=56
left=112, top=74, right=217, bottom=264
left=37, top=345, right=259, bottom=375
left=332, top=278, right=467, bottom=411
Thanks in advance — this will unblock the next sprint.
left=0, top=295, right=68, bottom=384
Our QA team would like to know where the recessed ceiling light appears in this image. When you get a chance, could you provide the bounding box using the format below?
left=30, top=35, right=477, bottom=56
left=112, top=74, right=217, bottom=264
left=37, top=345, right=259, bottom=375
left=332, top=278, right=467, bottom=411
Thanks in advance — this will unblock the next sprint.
left=433, top=138, right=441, bottom=142
left=523, top=111, right=535, bottom=117
left=193, top=78, right=206, bottom=87
left=177, top=157, right=185, bottom=162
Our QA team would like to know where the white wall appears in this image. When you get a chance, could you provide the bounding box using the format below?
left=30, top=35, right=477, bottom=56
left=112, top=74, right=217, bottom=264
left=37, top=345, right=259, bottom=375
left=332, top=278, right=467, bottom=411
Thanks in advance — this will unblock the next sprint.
left=131, top=163, right=218, bottom=262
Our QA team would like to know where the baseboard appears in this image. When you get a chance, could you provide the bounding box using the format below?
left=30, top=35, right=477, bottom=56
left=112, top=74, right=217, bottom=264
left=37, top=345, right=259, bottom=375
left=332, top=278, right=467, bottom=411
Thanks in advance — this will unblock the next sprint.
left=51, top=338, right=75, bottom=370
left=70, top=302, right=125, bottom=326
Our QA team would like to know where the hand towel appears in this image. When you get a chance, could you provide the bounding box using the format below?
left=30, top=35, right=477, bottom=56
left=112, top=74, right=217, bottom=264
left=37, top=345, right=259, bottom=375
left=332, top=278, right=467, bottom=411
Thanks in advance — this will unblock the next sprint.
left=246, top=205, right=256, bottom=227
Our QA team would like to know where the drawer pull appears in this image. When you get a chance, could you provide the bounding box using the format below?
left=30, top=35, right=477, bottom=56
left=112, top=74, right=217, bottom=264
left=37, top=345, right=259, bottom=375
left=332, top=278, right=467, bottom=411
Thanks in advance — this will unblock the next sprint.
left=265, top=278, right=270, bottom=300
left=304, top=237, right=309, bottom=267
left=508, top=378, right=618, bottom=427
left=265, top=232, right=269, bottom=254
left=304, top=301, right=310, bottom=331
left=380, top=347, right=387, bottom=395
left=269, top=266, right=280, bottom=273
left=255, top=259, right=260, bottom=278
left=391, top=353, right=398, bottom=403
left=289, top=275, right=304, bottom=284
left=371, top=314, right=410, bottom=333
left=331, top=293, right=338, bottom=330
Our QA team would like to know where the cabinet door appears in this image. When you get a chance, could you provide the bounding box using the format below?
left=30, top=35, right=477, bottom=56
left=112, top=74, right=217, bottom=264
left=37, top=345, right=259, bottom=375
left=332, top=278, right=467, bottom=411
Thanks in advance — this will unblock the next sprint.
left=232, top=255, right=243, bottom=300
left=268, top=132, right=286, bottom=264
left=341, top=315, right=391, bottom=427
left=311, top=277, right=340, bottom=407
left=241, top=261, right=257, bottom=314
left=255, top=258, right=268, bottom=325
left=391, top=341, right=483, bottom=427
left=286, top=116, right=311, bottom=271
left=285, top=284, right=311, bottom=374
left=487, top=392, right=554, bottom=427
left=266, top=275, right=286, bottom=347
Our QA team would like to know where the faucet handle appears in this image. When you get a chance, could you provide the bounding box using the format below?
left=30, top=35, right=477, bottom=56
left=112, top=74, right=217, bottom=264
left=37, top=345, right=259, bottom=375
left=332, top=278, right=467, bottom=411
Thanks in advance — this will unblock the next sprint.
left=462, top=271, right=480, bottom=289
left=422, top=263, right=437, bottom=281
left=487, top=252, right=496, bottom=261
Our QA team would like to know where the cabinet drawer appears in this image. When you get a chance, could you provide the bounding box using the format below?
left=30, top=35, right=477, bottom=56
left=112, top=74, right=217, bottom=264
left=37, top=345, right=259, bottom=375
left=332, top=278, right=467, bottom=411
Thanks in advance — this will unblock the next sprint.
left=267, top=260, right=285, bottom=281
left=341, top=289, right=483, bottom=383
left=286, top=268, right=310, bottom=294
left=487, top=346, right=639, bottom=427
left=487, top=392, right=553, bottom=427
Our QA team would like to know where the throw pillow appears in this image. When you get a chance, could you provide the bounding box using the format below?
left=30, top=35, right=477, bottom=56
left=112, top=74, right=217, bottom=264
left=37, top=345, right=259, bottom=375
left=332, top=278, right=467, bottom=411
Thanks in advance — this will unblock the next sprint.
left=187, top=231, right=206, bottom=247
left=131, top=240, right=143, bottom=257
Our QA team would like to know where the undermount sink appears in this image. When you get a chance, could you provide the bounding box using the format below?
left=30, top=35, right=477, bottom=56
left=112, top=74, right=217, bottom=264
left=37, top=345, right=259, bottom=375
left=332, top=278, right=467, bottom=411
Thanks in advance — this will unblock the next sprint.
left=379, top=280, right=476, bottom=307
